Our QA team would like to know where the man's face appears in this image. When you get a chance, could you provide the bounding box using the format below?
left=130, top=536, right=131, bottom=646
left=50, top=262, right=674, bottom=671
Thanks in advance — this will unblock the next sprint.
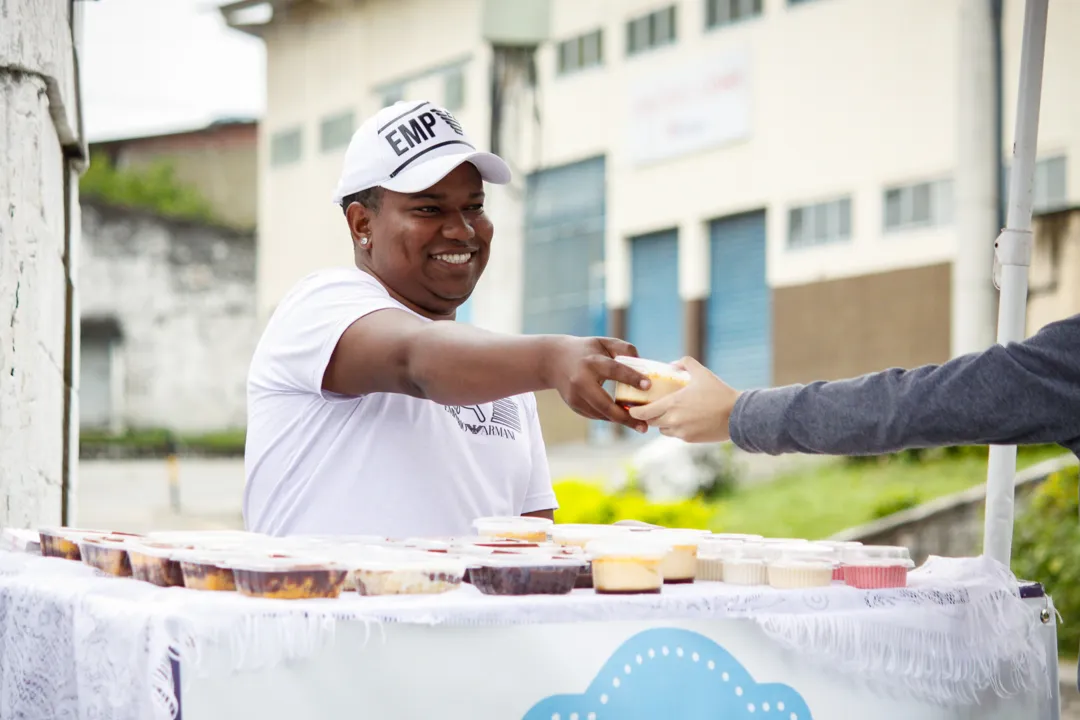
left=350, top=163, right=492, bottom=318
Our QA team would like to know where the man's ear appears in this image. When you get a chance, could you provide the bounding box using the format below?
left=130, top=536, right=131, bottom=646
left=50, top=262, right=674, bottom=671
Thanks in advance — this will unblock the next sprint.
left=345, top=202, right=372, bottom=243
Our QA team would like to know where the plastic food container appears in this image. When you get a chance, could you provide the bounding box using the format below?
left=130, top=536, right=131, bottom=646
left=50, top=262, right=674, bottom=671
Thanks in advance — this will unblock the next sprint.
left=38, top=527, right=116, bottom=560
left=79, top=536, right=136, bottom=576
left=472, top=516, right=553, bottom=543
left=174, top=550, right=240, bottom=592
left=351, top=556, right=466, bottom=596
left=549, top=524, right=630, bottom=549
left=766, top=545, right=837, bottom=589
left=611, top=356, right=691, bottom=409
left=127, top=542, right=192, bottom=587
left=647, top=529, right=707, bottom=584
left=228, top=557, right=349, bottom=600
left=469, top=556, right=585, bottom=596
left=586, top=537, right=670, bottom=595
left=721, top=543, right=770, bottom=586
left=696, top=539, right=748, bottom=582
left=815, top=540, right=863, bottom=580
left=840, top=545, right=914, bottom=589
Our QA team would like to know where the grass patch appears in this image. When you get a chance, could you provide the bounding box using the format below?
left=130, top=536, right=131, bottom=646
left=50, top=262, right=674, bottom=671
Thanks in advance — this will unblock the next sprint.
left=80, top=427, right=246, bottom=456
left=710, top=445, right=1068, bottom=539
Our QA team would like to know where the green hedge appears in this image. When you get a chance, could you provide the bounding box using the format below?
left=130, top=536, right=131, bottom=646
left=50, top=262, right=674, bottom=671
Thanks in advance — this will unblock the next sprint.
left=1011, top=465, right=1080, bottom=657
left=552, top=479, right=714, bottom=529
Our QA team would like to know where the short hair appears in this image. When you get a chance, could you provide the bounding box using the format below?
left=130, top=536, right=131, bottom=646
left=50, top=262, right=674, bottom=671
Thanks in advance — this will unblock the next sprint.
left=341, top=186, right=384, bottom=216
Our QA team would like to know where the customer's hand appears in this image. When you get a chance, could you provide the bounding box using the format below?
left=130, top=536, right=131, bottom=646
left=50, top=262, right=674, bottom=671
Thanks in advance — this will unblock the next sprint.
left=628, top=356, right=739, bottom=443
left=545, top=337, right=651, bottom=433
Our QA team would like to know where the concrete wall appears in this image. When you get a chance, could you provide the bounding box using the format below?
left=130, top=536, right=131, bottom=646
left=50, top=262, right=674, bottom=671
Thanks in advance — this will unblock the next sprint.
left=79, top=201, right=257, bottom=433
left=0, top=0, right=84, bottom=527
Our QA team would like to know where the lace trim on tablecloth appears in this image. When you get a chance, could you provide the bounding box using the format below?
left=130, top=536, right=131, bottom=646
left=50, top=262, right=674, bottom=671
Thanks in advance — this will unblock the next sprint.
left=0, top=550, right=1050, bottom=719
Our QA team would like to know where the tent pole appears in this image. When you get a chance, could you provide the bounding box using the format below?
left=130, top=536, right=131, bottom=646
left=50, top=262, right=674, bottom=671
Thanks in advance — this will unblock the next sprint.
left=982, top=0, right=1049, bottom=567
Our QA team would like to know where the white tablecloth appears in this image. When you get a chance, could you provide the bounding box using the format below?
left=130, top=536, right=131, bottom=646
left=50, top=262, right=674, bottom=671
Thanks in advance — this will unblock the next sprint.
left=0, top=549, right=1051, bottom=720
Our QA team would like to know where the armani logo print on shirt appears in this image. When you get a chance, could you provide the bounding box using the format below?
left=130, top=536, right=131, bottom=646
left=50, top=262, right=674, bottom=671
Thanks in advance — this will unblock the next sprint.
left=443, top=399, right=522, bottom=440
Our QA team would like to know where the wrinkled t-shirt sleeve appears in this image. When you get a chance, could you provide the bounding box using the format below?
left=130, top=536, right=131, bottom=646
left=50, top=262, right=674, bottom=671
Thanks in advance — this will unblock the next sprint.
left=730, top=314, right=1080, bottom=456
left=251, top=272, right=404, bottom=399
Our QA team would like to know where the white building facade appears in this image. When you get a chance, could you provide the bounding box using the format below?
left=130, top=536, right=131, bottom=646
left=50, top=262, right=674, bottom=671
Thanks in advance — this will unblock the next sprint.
left=225, top=0, right=1080, bottom=445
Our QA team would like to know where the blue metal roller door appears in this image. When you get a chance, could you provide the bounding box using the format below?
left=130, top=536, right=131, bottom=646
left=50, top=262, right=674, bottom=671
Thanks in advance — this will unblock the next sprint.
left=628, top=230, right=682, bottom=366
left=707, top=211, right=771, bottom=391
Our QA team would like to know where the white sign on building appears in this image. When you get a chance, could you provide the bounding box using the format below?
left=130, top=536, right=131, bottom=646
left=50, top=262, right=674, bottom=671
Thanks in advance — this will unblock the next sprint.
left=625, top=49, right=752, bottom=167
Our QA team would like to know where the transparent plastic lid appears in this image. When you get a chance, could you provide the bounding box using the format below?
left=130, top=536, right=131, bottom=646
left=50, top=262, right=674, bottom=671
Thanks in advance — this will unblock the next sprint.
left=840, top=545, right=911, bottom=564
left=765, top=542, right=838, bottom=564
left=473, top=555, right=587, bottom=569
left=697, top=538, right=749, bottom=558
left=549, top=524, right=631, bottom=541
left=350, top=554, right=467, bottom=574
left=585, top=536, right=672, bottom=560
left=612, top=356, right=691, bottom=383
left=472, top=516, right=554, bottom=532
left=708, top=533, right=764, bottom=542
left=223, top=555, right=346, bottom=573
left=644, top=528, right=711, bottom=547
left=769, top=558, right=834, bottom=571
left=722, top=542, right=769, bottom=561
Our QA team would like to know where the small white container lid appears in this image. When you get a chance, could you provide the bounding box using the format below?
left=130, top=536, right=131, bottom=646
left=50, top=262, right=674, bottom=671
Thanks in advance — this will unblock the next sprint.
left=709, top=533, right=764, bottom=542
left=473, top=555, right=587, bottom=569
left=723, top=542, right=770, bottom=561
left=769, top=558, right=834, bottom=571
left=549, top=524, right=631, bottom=542
left=612, top=356, right=691, bottom=383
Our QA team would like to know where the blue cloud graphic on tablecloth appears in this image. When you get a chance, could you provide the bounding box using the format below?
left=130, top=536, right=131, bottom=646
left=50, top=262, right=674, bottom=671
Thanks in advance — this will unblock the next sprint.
left=523, top=628, right=813, bottom=720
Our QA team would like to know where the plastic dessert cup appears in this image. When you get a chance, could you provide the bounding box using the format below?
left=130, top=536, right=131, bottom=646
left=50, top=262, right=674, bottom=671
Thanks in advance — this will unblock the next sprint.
left=722, top=543, right=770, bottom=586
left=815, top=540, right=863, bottom=580
left=696, top=539, right=746, bottom=582
left=351, top=557, right=466, bottom=596
left=472, top=516, right=553, bottom=543
left=228, top=557, right=349, bottom=600
left=469, top=556, right=585, bottom=596
left=38, top=527, right=115, bottom=560
left=127, top=542, right=192, bottom=587
left=768, top=560, right=834, bottom=589
left=708, top=533, right=764, bottom=542
left=840, top=545, right=914, bottom=589
left=79, top=536, right=135, bottom=576
left=648, top=529, right=707, bottom=584
left=586, top=537, right=670, bottom=595
left=611, top=356, right=691, bottom=409
left=175, top=551, right=239, bottom=592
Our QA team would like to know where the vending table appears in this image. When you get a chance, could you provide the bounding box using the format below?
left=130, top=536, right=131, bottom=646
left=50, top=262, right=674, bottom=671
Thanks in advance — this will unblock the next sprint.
left=0, top=549, right=1059, bottom=720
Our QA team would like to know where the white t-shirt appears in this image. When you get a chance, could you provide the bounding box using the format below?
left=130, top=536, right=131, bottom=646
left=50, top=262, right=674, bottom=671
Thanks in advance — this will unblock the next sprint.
left=243, top=267, right=558, bottom=538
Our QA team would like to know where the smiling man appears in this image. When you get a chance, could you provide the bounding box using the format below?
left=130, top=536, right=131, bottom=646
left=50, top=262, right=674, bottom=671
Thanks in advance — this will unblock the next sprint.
left=243, top=101, right=649, bottom=538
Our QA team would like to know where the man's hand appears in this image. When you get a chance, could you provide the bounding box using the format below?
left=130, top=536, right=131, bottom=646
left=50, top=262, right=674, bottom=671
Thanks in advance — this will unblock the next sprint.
left=628, top=356, right=739, bottom=443
left=544, top=337, right=651, bottom=433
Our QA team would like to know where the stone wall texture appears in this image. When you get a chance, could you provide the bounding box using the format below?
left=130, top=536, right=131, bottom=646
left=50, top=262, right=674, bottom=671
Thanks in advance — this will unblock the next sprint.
left=0, top=0, right=84, bottom=528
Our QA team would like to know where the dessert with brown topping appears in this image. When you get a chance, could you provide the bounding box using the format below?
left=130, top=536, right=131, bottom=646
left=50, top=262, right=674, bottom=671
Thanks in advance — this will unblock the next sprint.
left=469, top=556, right=585, bottom=596
left=229, top=557, right=349, bottom=600
left=79, top=536, right=134, bottom=576
left=611, top=356, right=690, bottom=409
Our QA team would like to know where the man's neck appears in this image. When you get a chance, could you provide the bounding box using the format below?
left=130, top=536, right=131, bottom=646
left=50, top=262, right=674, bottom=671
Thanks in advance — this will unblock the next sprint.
left=356, top=265, right=456, bottom=322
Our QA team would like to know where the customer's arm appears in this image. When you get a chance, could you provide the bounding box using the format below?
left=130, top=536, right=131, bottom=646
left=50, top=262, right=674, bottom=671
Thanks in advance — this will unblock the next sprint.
left=732, top=315, right=1080, bottom=455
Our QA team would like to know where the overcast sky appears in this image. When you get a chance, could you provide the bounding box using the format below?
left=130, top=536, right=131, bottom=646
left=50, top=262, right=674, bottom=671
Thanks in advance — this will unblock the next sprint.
left=81, top=0, right=265, bottom=141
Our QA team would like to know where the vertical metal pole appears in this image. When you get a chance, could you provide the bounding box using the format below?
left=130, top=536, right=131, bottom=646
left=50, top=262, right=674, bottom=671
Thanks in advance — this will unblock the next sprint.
left=982, top=0, right=1049, bottom=566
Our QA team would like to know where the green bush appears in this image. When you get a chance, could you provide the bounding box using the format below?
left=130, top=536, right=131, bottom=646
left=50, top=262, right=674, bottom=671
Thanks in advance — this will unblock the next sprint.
left=870, top=488, right=920, bottom=519
left=81, top=152, right=217, bottom=223
left=553, top=478, right=714, bottom=529
left=1011, top=465, right=1080, bottom=657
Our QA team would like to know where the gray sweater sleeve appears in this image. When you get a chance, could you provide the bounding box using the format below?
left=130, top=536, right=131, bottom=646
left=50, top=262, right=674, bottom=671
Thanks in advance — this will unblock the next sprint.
left=729, top=314, right=1080, bottom=456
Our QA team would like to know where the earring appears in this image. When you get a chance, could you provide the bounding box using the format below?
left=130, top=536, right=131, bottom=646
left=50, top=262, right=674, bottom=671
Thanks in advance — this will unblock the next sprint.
left=360, top=236, right=370, bottom=246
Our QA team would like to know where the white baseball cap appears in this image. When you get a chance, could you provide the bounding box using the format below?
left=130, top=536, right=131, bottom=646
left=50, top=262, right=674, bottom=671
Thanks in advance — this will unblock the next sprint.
left=331, top=100, right=512, bottom=205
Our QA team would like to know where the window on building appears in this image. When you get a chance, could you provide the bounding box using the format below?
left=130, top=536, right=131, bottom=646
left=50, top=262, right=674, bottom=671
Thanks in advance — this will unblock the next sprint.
left=269, top=127, right=302, bottom=167
left=788, top=0, right=821, bottom=5
left=788, top=197, right=852, bottom=249
left=627, top=5, right=677, bottom=57
left=319, top=111, right=354, bottom=153
left=442, top=68, right=466, bottom=111
left=883, top=178, right=953, bottom=232
left=1002, top=155, right=1068, bottom=213
left=557, top=29, right=604, bottom=75
left=706, top=0, right=762, bottom=29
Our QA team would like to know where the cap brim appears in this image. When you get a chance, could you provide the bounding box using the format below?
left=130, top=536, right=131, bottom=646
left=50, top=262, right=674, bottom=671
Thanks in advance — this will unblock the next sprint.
left=379, top=151, right=511, bottom=194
